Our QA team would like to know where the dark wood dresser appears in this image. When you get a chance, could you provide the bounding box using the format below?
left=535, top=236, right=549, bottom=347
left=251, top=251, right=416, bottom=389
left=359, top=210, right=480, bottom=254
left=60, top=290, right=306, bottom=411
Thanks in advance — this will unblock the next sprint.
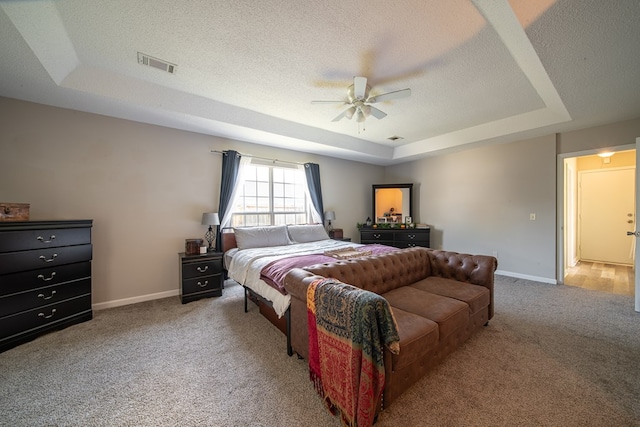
left=360, top=227, right=430, bottom=248
left=0, top=220, right=93, bottom=352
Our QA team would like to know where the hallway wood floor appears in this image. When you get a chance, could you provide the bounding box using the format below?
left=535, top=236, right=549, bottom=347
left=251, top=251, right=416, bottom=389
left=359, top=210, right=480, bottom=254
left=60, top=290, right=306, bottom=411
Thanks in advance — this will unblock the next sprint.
left=564, top=261, right=635, bottom=296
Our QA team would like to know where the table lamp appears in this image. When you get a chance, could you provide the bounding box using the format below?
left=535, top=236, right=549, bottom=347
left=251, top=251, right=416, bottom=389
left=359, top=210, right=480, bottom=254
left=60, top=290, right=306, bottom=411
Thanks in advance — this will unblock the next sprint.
left=324, top=211, right=335, bottom=233
left=201, top=212, right=220, bottom=252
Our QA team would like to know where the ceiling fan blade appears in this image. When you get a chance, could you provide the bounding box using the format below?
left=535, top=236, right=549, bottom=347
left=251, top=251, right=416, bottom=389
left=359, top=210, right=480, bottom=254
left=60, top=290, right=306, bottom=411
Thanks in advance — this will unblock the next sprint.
left=368, top=106, right=387, bottom=119
left=353, top=76, right=367, bottom=100
left=368, top=88, right=411, bottom=103
left=311, top=100, right=346, bottom=104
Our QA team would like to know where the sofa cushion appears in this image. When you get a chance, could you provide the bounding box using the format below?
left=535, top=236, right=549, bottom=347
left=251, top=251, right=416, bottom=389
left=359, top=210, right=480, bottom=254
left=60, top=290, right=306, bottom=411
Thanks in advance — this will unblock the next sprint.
left=410, top=277, right=490, bottom=315
left=383, top=287, right=469, bottom=340
left=389, top=307, right=439, bottom=371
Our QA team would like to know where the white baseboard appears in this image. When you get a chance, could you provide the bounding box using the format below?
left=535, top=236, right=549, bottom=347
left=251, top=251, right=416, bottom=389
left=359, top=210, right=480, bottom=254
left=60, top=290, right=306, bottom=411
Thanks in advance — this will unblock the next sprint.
left=495, top=269, right=557, bottom=285
left=93, top=289, right=179, bottom=311
left=92, top=270, right=555, bottom=310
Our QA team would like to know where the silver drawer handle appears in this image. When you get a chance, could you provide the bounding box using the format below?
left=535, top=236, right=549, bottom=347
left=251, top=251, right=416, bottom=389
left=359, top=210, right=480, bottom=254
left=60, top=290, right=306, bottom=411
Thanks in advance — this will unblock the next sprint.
left=39, top=254, right=58, bottom=263
left=37, top=235, right=56, bottom=243
left=37, top=290, right=57, bottom=300
left=373, top=234, right=381, bottom=239
left=38, top=309, right=57, bottom=319
left=37, top=272, right=57, bottom=282
left=197, top=280, right=209, bottom=288
left=408, top=234, right=416, bottom=239
left=196, top=266, right=209, bottom=273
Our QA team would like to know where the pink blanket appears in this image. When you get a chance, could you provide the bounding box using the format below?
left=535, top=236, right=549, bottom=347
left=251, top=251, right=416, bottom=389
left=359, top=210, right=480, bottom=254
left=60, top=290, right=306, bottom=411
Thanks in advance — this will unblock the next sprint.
left=260, top=244, right=397, bottom=295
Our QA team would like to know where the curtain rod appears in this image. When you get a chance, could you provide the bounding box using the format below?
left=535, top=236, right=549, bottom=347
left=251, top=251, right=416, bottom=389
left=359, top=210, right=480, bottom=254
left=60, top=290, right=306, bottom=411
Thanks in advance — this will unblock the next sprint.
left=210, top=149, right=304, bottom=166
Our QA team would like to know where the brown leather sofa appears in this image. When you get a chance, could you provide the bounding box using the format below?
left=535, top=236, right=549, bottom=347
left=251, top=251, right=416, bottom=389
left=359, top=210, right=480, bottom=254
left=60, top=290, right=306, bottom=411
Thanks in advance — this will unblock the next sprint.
left=283, top=247, right=497, bottom=409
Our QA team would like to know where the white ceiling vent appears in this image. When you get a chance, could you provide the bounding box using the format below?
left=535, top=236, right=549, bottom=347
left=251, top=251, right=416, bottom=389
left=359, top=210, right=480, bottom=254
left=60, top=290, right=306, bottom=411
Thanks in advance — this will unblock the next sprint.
left=137, top=52, right=177, bottom=74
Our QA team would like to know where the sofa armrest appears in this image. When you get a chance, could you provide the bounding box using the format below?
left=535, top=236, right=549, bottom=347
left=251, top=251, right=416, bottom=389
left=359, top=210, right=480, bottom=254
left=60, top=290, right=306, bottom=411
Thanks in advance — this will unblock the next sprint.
left=283, top=268, right=325, bottom=359
left=427, top=250, right=498, bottom=319
left=283, top=268, right=323, bottom=301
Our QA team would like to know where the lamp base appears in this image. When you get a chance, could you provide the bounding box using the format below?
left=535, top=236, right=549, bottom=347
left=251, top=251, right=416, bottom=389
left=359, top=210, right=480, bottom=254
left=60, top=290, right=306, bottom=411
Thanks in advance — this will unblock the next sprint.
left=204, top=226, right=216, bottom=252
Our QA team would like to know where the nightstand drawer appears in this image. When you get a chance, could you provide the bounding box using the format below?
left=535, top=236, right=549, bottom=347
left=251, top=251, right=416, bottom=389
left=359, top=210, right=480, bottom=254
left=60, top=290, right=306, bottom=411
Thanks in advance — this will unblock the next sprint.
left=182, top=258, right=222, bottom=280
left=182, top=275, right=222, bottom=295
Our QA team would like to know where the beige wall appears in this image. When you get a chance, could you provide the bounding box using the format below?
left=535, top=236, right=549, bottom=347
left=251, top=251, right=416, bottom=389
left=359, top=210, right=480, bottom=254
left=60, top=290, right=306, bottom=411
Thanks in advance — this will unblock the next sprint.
left=385, top=135, right=558, bottom=280
left=384, top=119, right=640, bottom=282
left=2, top=95, right=639, bottom=298
left=0, top=97, right=382, bottom=307
left=558, top=117, right=640, bottom=154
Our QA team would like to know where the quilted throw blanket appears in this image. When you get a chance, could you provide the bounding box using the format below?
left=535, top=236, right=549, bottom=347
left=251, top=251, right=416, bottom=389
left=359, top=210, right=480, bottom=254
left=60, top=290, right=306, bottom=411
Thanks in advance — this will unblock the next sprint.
left=307, top=278, right=400, bottom=427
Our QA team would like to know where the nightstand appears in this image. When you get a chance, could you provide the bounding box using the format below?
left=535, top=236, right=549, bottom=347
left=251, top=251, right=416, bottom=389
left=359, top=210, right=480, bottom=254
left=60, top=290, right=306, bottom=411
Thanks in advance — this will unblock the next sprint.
left=333, top=237, right=352, bottom=242
left=179, top=252, right=223, bottom=303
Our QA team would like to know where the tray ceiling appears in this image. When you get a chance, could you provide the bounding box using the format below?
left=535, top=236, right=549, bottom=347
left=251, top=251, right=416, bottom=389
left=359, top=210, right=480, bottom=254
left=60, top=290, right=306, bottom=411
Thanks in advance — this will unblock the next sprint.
left=1, top=0, right=639, bottom=165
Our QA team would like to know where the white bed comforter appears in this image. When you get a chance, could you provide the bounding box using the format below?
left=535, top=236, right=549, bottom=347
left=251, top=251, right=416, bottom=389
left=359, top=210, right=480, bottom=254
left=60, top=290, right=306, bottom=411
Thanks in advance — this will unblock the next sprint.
left=227, top=239, right=361, bottom=317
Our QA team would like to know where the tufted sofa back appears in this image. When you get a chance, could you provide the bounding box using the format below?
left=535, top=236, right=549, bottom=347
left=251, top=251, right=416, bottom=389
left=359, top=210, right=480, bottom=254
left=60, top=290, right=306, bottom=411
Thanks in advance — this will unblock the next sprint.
left=428, top=250, right=497, bottom=288
left=303, top=247, right=431, bottom=295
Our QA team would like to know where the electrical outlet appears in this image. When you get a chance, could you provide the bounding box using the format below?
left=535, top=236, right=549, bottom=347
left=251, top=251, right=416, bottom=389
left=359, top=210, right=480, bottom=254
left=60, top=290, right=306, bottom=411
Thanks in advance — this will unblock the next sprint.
left=530, top=213, right=536, bottom=221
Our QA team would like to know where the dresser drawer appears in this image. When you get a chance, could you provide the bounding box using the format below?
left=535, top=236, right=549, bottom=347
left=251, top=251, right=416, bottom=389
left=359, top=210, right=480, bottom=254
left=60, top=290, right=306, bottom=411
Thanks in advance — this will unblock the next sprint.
left=182, top=258, right=222, bottom=280
left=0, top=294, right=92, bottom=342
left=0, top=262, right=91, bottom=297
left=394, top=231, right=430, bottom=247
left=360, top=231, right=394, bottom=241
left=0, top=278, right=91, bottom=317
left=0, top=244, right=92, bottom=275
left=394, top=230, right=429, bottom=241
left=0, top=227, right=91, bottom=253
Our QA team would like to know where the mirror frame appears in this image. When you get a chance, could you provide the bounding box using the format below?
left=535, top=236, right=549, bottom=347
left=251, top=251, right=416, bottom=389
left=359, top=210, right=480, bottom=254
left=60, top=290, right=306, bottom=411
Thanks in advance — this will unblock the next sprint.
left=372, top=183, right=413, bottom=222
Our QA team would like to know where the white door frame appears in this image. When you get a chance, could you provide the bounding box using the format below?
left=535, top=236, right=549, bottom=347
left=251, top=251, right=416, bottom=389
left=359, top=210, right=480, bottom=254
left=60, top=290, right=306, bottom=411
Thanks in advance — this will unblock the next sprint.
left=635, top=138, right=640, bottom=312
left=556, top=144, right=636, bottom=287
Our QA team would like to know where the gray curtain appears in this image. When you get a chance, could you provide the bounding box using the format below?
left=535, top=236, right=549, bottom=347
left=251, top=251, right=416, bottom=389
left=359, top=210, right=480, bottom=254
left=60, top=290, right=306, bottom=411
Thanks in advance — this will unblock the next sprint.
left=304, top=163, right=324, bottom=223
left=217, top=150, right=241, bottom=250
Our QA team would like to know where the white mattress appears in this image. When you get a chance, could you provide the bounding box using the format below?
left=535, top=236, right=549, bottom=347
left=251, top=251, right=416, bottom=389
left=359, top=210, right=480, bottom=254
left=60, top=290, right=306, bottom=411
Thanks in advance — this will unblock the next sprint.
left=226, top=239, right=361, bottom=317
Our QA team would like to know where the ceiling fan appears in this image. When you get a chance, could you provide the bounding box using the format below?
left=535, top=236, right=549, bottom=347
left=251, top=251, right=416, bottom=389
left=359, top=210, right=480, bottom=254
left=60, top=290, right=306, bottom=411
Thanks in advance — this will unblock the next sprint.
left=311, top=76, right=411, bottom=123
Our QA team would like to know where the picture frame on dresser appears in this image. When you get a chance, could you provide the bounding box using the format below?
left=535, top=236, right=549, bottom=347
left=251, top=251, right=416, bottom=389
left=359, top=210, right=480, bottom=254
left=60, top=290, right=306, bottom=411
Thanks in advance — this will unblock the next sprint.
left=0, top=220, right=93, bottom=352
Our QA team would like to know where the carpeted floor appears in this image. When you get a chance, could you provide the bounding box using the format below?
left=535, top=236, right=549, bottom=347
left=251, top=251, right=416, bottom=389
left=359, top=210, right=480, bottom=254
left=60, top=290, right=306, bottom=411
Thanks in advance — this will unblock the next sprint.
left=0, top=276, right=638, bottom=426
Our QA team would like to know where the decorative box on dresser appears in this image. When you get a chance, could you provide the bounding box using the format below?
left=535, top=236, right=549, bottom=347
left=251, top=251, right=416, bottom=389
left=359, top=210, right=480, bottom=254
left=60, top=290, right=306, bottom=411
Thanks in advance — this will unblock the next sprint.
left=360, top=227, right=430, bottom=248
left=179, top=252, right=223, bottom=303
left=0, top=220, right=93, bottom=352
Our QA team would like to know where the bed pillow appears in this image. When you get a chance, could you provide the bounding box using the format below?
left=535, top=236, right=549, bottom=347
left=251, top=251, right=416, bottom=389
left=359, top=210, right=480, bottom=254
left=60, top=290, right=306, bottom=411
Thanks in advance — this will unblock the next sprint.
left=233, top=225, right=291, bottom=250
left=287, top=224, right=330, bottom=243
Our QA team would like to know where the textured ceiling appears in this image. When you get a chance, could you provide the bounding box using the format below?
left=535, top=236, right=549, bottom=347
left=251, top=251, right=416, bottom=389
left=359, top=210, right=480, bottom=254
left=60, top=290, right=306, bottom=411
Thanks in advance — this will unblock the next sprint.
left=1, top=0, right=639, bottom=165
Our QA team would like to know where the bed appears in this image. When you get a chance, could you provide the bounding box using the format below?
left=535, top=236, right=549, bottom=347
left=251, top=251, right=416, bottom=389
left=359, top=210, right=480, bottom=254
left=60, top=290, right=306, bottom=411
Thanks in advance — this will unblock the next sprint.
left=221, top=224, right=397, bottom=355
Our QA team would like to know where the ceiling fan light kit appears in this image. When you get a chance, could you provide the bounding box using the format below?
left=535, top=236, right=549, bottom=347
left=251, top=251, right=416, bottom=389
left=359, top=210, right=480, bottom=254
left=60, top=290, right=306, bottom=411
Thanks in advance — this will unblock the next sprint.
left=312, top=76, right=411, bottom=125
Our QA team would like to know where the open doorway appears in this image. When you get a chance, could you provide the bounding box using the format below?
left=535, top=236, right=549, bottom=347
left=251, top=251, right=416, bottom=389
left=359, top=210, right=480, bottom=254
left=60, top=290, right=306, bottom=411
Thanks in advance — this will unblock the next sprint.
left=562, top=149, right=636, bottom=296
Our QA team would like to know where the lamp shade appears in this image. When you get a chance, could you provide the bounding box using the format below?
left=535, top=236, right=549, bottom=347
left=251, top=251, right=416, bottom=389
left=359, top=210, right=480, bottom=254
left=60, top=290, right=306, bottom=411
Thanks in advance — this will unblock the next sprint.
left=324, top=211, right=336, bottom=221
left=201, top=212, right=220, bottom=225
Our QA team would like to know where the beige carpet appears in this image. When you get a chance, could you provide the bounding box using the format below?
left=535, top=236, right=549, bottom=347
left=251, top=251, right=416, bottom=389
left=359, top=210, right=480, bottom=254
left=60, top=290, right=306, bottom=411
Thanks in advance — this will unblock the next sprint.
left=0, top=276, right=638, bottom=426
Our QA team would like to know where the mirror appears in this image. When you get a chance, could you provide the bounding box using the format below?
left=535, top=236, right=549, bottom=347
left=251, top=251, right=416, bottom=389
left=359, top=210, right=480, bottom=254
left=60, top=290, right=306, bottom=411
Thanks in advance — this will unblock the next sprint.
left=372, top=184, right=413, bottom=223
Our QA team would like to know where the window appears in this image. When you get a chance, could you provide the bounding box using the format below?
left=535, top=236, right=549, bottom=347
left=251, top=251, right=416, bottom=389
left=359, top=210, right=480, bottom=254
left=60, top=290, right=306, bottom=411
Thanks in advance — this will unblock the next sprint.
left=230, top=162, right=309, bottom=227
